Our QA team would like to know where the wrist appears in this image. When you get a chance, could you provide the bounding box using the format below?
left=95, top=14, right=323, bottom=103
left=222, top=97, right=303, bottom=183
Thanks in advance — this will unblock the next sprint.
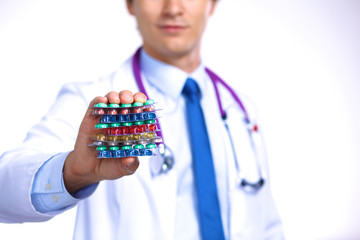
left=63, top=151, right=100, bottom=194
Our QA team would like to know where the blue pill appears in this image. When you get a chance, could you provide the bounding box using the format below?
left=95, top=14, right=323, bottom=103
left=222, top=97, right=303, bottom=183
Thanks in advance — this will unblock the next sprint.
left=120, top=114, right=130, bottom=122
left=129, top=149, right=139, bottom=157
left=145, top=149, right=153, bottom=156
left=114, top=150, right=126, bottom=158
left=123, top=150, right=130, bottom=157
left=97, top=150, right=111, bottom=158
left=139, top=149, right=153, bottom=156
left=130, top=113, right=143, bottom=121
left=109, top=115, right=117, bottom=123
left=99, top=115, right=108, bottom=123
left=99, top=115, right=116, bottom=123
left=139, top=149, right=146, bottom=156
left=144, top=112, right=156, bottom=120
left=136, top=113, right=144, bottom=121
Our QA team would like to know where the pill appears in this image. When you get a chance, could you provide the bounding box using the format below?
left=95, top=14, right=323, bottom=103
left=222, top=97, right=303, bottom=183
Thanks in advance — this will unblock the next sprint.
left=132, top=107, right=142, bottom=114
left=95, top=134, right=106, bottom=141
left=94, top=103, right=108, bottom=108
left=146, top=143, right=156, bottom=149
left=107, top=109, right=118, bottom=115
left=108, top=103, right=120, bottom=108
left=94, top=109, right=105, bottom=115
left=134, top=144, right=144, bottom=149
left=133, top=134, right=142, bottom=140
left=95, top=123, right=108, bottom=129
left=145, top=132, right=155, bottom=139
left=120, top=108, right=129, bottom=115
left=148, top=124, right=157, bottom=132
left=121, top=103, right=132, bottom=108
left=132, top=102, right=144, bottom=107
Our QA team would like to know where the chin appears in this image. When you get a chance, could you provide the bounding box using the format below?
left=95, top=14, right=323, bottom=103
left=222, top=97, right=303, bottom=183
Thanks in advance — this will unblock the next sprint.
left=159, top=41, right=196, bottom=57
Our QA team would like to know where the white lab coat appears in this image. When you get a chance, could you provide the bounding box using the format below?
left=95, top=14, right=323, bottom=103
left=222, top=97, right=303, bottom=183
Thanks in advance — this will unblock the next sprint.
left=0, top=58, right=283, bottom=239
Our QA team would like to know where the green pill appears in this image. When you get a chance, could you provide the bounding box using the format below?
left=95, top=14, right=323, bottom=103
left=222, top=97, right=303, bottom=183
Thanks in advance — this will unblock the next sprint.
left=122, top=122, right=133, bottom=126
left=95, top=123, right=108, bottom=129
left=121, top=145, right=132, bottom=150
left=145, top=119, right=156, bottom=124
left=134, top=144, right=144, bottom=149
left=109, top=146, right=119, bottom=151
left=110, top=123, right=121, bottom=127
left=132, top=102, right=143, bottom=107
left=121, top=103, right=132, bottom=108
left=109, top=103, right=120, bottom=108
left=146, top=143, right=156, bottom=149
left=94, top=103, right=108, bottom=108
left=96, top=146, right=107, bottom=151
left=144, top=99, right=154, bottom=105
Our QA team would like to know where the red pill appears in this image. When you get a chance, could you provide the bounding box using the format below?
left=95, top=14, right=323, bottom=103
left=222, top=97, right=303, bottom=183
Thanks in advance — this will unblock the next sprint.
left=130, top=126, right=137, bottom=134
left=95, top=109, right=105, bottom=115
left=148, top=124, right=157, bottom=132
left=112, top=128, right=121, bottom=136
left=107, top=109, right=118, bottom=115
left=139, top=124, right=145, bottom=133
left=144, top=106, right=155, bottom=112
left=120, top=108, right=129, bottom=115
left=131, top=125, right=145, bottom=134
left=119, top=126, right=129, bottom=135
left=132, top=107, right=142, bottom=114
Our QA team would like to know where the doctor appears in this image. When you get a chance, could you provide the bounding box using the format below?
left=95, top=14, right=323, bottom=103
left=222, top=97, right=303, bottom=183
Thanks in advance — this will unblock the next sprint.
left=0, top=0, right=283, bottom=239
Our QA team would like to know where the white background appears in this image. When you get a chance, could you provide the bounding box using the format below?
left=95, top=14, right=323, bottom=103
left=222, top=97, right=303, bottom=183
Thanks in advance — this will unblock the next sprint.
left=0, top=0, right=359, bottom=239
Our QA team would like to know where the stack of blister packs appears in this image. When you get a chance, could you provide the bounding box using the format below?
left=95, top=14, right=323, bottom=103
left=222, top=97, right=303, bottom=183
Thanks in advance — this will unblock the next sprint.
left=90, top=99, right=163, bottom=158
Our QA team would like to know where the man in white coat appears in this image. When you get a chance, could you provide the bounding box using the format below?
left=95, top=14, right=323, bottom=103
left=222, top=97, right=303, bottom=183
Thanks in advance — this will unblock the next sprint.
left=0, top=0, right=284, bottom=239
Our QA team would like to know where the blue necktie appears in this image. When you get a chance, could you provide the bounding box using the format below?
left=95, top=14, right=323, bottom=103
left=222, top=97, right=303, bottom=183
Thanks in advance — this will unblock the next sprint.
left=182, top=78, right=225, bottom=240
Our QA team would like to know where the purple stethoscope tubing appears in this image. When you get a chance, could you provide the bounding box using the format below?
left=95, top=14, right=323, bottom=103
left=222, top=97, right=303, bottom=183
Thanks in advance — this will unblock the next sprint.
left=132, top=47, right=250, bottom=123
left=132, top=47, right=265, bottom=190
left=131, top=47, right=264, bottom=190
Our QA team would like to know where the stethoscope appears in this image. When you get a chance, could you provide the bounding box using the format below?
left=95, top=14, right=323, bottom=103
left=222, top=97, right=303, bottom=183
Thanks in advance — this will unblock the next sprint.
left=132, top=47, right=265, bottom=193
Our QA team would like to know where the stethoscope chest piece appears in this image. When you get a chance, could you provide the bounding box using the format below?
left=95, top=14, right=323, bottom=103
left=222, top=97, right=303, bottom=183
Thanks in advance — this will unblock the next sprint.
left=150, top=143, right=175, bottom=176
left=239, top=177, right=265, bottom=194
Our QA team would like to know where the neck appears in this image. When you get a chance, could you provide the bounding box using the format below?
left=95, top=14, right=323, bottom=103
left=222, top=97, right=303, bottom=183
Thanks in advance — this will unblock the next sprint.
left=143, top=45, right=201, bottom=74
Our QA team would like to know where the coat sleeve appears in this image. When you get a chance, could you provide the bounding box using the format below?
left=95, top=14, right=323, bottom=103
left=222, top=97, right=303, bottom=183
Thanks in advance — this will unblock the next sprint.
left=0, top=82, right=89, bottom=223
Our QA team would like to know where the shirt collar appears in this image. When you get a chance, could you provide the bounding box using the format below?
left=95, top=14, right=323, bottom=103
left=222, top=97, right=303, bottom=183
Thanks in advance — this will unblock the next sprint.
left=140, top=48, right=207, bottom=100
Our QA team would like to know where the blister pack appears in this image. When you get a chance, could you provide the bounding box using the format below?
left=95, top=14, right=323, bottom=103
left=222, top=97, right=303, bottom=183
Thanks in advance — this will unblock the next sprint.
left=89, top=99, right=163, bottom=158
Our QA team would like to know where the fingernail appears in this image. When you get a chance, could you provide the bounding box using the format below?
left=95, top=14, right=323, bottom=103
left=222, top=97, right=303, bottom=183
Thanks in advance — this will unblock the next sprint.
left=126, top=169, right=135, bottom=174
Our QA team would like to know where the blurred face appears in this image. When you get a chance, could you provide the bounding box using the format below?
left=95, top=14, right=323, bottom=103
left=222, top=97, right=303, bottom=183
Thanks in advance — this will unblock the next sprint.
left=127, top=0, right=217, bottom=60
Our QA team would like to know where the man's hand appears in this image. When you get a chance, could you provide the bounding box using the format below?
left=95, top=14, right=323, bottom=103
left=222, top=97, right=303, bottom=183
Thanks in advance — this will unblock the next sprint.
left=63, top=90, right=147, bottom=194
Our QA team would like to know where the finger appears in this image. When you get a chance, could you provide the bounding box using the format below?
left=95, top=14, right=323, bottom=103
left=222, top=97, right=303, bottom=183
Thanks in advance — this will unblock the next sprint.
left=120, top=156, right=137, bottom=167
left=105, top=91, right=121, bottom=104
left=122, top=157, right=140, bottom=174
left=78, top=96, right=108, bottom=135
left=133, top=92, right=147, bottom=103
left=86, top=96, right=108, bottom=118
left=119, top=90, right=134, bottom=104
